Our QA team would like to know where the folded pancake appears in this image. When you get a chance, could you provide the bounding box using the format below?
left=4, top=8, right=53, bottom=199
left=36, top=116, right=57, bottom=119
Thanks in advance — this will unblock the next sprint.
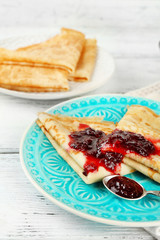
left=123, top=157, right=160, bottom=183
left=0, top=64, right=69, bottom=92
left=102, top=105, right=160, bottom=183
left=42, top=113, right=114, bottom=132
left=15, top=37, right=97, bottom=82
left=0, top=28, right=85, bottom=73
left=37, top=113, right=134, bottom=184
left=68, top=39, right=97, bottom=82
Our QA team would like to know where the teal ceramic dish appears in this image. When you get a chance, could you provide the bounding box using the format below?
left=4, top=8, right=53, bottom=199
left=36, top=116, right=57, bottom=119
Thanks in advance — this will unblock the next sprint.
left=20, top=94, right=160, bottom=227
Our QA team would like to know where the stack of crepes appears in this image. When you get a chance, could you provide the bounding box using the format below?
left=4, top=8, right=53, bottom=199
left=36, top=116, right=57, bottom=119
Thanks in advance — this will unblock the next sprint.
left=0, top=28, right=97, bottom=92
left=37, top=105, right=160, bottom=184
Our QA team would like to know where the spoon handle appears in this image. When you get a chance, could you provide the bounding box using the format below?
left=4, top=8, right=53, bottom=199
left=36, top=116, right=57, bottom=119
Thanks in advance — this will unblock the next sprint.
left=147, top=191, right=160, bottom=197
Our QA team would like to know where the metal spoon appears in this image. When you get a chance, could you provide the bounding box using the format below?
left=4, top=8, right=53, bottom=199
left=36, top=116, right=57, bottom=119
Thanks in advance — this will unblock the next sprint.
left=103, top=175, right=160, bottom=200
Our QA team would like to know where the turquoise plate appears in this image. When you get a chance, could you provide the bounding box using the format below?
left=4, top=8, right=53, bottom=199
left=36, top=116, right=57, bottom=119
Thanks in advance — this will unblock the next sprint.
left=20, top=94, right=160, bottom=227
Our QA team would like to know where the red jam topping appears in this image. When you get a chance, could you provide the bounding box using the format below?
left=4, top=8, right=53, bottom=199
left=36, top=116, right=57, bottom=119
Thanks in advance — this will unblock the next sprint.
left=69, top=127, right=123, bottom=176
left=78, top=123, right=90, bottom=130
left=69, top=127, right=156, bottom=176
left=102, top=129, right=156, bottom=157
left=107, top=176, right=143, bottom=199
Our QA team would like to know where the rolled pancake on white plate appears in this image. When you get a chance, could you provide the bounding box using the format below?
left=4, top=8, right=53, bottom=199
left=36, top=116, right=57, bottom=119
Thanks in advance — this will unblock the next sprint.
left=37, top=113, right=134, bottom=184
left=102, top=105, right=160, bottom=183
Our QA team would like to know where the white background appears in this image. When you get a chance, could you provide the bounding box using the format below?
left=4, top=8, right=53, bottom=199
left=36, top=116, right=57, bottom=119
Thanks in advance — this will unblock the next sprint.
left=0, top=0, right=160, bottom=239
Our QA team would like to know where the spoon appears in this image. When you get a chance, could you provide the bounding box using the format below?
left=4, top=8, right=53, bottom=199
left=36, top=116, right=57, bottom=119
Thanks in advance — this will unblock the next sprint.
left=103, top=175, right=160, bottom=200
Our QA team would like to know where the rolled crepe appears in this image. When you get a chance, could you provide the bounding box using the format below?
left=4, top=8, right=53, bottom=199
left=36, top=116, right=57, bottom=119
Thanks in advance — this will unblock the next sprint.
left=37, top=113, right=134, bottom=184
left=0, top=28, right=85, bottom=73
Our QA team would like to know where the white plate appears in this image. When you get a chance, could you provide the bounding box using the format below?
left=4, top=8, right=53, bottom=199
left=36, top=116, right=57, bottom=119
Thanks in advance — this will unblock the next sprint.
left=0, top=33, right=115, bottom=100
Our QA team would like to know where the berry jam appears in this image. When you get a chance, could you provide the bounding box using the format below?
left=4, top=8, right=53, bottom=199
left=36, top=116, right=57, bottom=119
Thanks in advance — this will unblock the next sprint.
left=69, top=126, right=156, bottom=176
left=102, top=129, right=155, bottom=157
left=78, top=123, right=90, bottom=130
left=107, top=176, right=143, bottom=199
left=69, top=127, right=123, bottom=176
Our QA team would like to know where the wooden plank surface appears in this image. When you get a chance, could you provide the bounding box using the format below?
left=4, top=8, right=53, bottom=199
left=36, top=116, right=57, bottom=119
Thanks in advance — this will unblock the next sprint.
left=0, top=154, right=154, bottom=240
left=0, top=0, right=160, bottom=29
left=0, top=0, right=160, bottom=239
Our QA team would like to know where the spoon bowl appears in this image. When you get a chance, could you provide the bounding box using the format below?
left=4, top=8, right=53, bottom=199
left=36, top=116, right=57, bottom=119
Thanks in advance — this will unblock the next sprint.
left=103, top=175, right=160, bottom=200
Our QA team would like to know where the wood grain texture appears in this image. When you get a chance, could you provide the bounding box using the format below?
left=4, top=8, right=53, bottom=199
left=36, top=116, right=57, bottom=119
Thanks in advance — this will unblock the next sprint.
left=0, top=154, right=154, bottom=240
left=0, top=0, right=160, bottom=239
left=0, top=0, right=160, bottom=28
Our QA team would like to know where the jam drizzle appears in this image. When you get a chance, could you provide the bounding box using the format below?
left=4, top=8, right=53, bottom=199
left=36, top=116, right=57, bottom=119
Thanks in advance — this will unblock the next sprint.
left=69, top=127, right=123, bottom=176
left=102, top=129, right=156, bottom=157
left=69, top=126, right=157, bottom=176
left=78, top=123, right=90, bottom=130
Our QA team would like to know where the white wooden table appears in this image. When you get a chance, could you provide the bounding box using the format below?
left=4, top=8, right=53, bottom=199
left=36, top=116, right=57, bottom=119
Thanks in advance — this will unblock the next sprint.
left=0, top=0, right=160, bottom=239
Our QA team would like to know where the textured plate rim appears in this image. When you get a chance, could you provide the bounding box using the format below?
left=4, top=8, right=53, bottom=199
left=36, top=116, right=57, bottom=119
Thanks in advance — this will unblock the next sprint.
left=20, top=94, right=160, bottom=227
left=0, top=33, right=115, bottom=100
